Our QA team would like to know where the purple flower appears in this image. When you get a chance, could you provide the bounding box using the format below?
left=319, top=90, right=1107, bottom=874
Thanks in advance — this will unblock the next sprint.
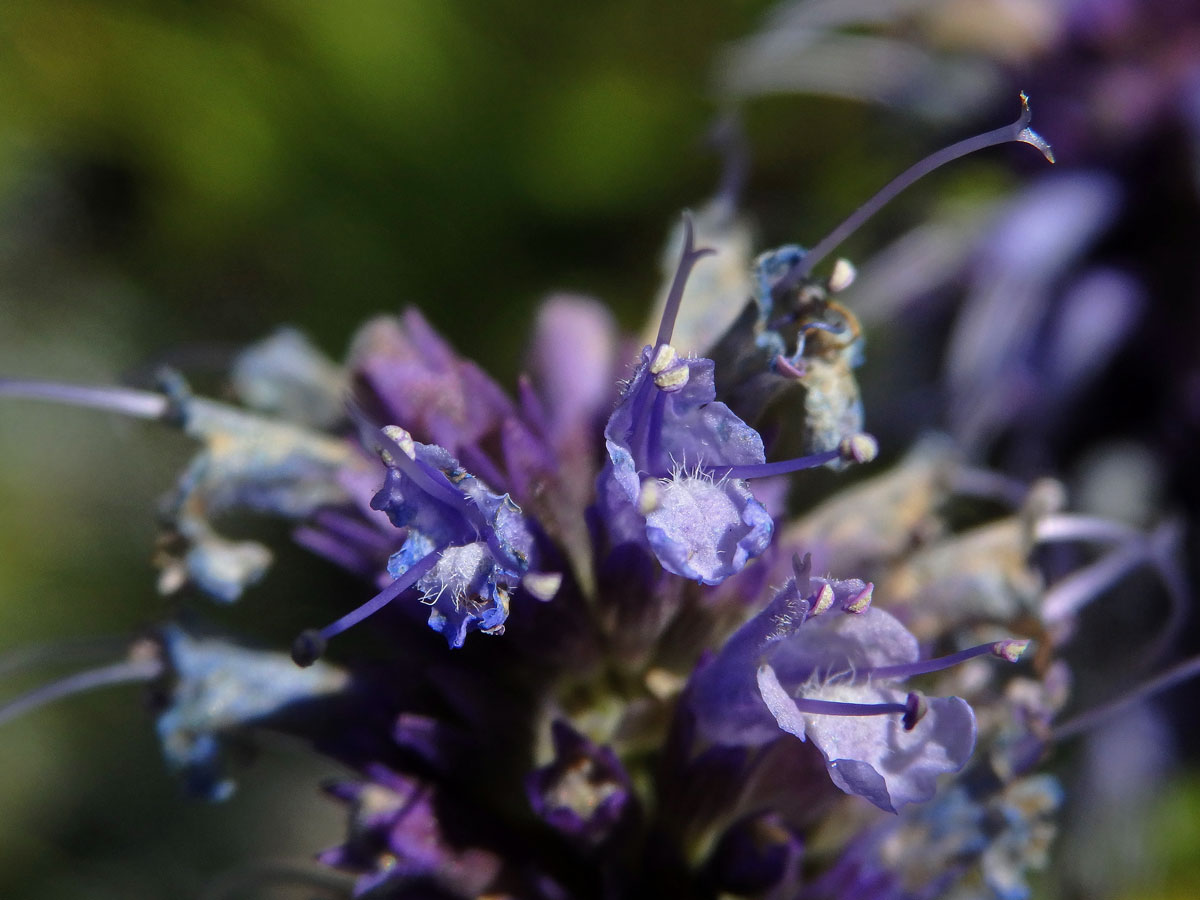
left=692, top=556, right=1026, bottom=812
left=3, top=93, right=1172, bottom=900
left=598, top=344, right=773, bottom=584
left=366, top=425, right=550, bottom=647
left=596, top=218, right=874, bottom=584
left=526, top=720, right=636, bottom=847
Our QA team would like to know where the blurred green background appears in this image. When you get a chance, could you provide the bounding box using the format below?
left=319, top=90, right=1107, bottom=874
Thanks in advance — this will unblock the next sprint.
left=1, top=1, right=1197, bottom=898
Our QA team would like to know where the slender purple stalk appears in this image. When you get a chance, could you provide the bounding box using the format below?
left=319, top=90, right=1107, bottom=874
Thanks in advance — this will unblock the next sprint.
left=654, top=212, right=716, bottom=350
left=1053, top=654, right=1200, bottom=741
left=866, top=640, right=1026, bottom=681
left=710, top=449, right=840, bottom=480
left=317, top=551, right=439, bottom=642
left=773, top=94, right=1055, bottom=295
left=789, top=698, right=908, bottom=717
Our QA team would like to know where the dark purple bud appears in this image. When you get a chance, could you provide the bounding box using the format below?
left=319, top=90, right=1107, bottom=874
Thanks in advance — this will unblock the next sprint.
left=526, top=721, right=636, bottom=847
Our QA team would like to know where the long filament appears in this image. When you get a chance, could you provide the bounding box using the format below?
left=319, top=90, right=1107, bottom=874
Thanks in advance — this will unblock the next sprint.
left=655, top=213, right=717, bottom=350
left=0, top=378, right=168, bottom=420
left=711, top=449, right=841, bottom=480
left=0, top=657, right=163, bottom=728
left=866, top=641, right=1014, bottom=681
left=773, top=93, right=1055, bottom=295
left=317, top=551, right=439, bottom=642
left=1052, top=654, right=1200, bottom=742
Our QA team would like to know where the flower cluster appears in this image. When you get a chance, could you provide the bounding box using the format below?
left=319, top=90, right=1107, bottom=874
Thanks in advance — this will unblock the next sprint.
left=0, top=98, right=1190, bottom=900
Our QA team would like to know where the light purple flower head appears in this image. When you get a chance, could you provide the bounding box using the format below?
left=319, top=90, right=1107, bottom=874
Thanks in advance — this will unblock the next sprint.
left=692, top=555, right=1027, bottom=812
left=596, top=217, right=875, bottom=584
left=598, top=343, right=773, bottom=584
left=367, top=426, right=542, bottom=647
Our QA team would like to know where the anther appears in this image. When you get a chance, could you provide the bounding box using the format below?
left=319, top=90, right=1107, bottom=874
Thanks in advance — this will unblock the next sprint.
left=839, top=433, right=878, bottom=465
left=809, top=582, right=836, bottom=617
left=649, top=344, right=678, bottom=375
left=653, top=363, right=690, bottom=391
left=521, top=571, right=563, bottom=602
left=379, top=425, right=417, bottom=464
left=902, top=691, right=928, bottom=731
left=843, top=583, right=874, bottom=614
left=638, top=479, right=662, bottom=515
left=993, top=639, right=1031, bottom=663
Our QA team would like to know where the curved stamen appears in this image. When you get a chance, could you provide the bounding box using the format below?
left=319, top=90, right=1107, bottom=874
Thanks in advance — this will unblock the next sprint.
left=0, top=657, right=164, bottom=728
left=773, top=93, right=1055, bottom=297
left=292, top=551, right=439, bottom=666
left=1052, top=654, right=1200, bottom=742
left=864, top=639, right=1029, bottom=681
left=654, top=212, right=717, bottom=351
left=0, top=378, right=169, bottom=420
left=709, top=433, right=877, bottom=480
